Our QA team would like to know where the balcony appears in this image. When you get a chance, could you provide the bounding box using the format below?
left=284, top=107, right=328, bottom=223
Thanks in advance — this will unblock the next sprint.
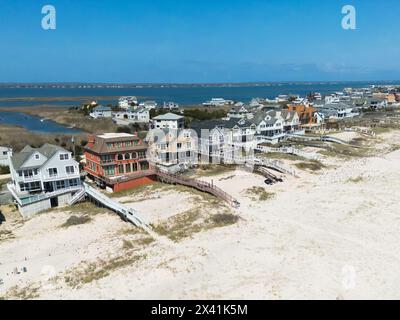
left=7, top=183, right=82, bottom=206
left=100, top=159, right=116, bottom=165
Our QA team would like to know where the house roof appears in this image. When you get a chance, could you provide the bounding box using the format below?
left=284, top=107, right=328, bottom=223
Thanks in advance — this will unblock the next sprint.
left=318, top=102, right=352, bottom=110
left=93, top=105, right=112, bottom=112
left=229, top=105, right=249, bottom=113
left=189, top=118, right=255, bottom=136
left=84, top=133, right=147, bottom=154
left=152, top=112, right=183, bottom=120
left=11, top=143, right=66, bottom=170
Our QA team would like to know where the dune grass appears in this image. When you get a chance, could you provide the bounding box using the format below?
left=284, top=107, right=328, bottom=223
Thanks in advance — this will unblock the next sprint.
left=244, top=186, right=275, bottom=202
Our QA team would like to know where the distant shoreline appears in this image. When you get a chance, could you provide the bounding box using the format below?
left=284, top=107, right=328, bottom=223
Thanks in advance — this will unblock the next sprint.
left=0, top=80, right=399, bottom=89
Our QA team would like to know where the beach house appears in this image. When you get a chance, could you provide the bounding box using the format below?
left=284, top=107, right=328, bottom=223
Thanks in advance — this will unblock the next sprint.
left=118, top=96, right=138, bottom=109
left=316, top=102, right=355, bottom=119
left=252, top=110, right=285, bottom=144
left=146, top=127, right=198, bottom=173
left=113, top=106, right=150, bottom=125
left=151, top=112, right=185, bottom=130
left=0, top=146, right=12, bottom=167
left=7, top=144, right=82, bottom=217
left=139, top=101, right=158, bottom=110
left=281, top=110, right=301, bottom=133
left=83, top=133, right=154, bottom=192
left=89, top=105, right=112, bottom=118
left=287, top=104, right=317, bottom=126
left=227, top=105, right=252, bottom=120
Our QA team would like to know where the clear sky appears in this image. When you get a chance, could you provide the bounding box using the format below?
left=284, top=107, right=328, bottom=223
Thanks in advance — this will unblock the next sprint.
left=0, top=0, right=399, bottom=83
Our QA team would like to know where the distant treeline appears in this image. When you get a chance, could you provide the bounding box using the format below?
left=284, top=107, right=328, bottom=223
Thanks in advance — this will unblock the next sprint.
left=150, top=108, right=227, bottom=126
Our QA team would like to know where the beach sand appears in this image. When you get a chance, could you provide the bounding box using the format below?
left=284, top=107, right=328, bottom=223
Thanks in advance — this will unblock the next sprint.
left=1, top=130, right=400, bottom=299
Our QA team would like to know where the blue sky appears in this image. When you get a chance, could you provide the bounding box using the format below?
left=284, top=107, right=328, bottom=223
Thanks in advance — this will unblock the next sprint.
left=0, top=0, right=399, bottom=83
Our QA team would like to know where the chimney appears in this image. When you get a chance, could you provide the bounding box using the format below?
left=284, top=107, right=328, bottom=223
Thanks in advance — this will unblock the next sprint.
left=87, top=135, right=95, bottom=147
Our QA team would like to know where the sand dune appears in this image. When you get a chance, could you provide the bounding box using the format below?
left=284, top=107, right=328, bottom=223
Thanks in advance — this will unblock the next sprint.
left=1, top=131, right=400, bottom=299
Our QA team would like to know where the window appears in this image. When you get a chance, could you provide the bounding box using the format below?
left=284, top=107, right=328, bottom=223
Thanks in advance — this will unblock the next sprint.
left=177, top=143, right=182, bottom=149
left=117, top=154, right=124, bottom=161
left=118, top=164, right=124, bottom=174
left=186, top=151, right=191, bottom=157
left=131, top=152, right=137, bottom=159
left=132, top=163, right=138, bottom=172
left=125, top=163, right=131, bottom=173
left=125, top=153, right=130, bottom=160
left=24, top=169, right=34, bottom=178
left=2, top=151, right=7, bottom=156
left=104, top=165, right=115, bottom=176
left=66, top=166, right=75, bottom=174
left=140, top=161, right=149, bottom=171
left=49, top=168, right=58, bottom=177
left=138, top=151, right=146, bottom=159
left=19, top=181, right=41, bottom=192
left=69, top=179, right=78, bottom=187
left=89, top=161, right=97, bottom=171
left=60, top=154, right=69, bottom=160
left=56, top=180, right=66, bottom=190
left=35, top=154, right=40, bottom=160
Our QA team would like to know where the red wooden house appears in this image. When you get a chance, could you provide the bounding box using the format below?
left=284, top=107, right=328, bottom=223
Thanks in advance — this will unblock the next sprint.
left=83, top=133, right=155, bottom=192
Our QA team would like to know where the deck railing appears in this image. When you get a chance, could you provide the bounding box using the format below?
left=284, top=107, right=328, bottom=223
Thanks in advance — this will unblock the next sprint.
left=154, top=169, right=240, bottom=208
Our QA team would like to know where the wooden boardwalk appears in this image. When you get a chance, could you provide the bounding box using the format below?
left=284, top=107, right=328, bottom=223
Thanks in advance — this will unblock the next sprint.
left=154, top=169, right=240, bottom=208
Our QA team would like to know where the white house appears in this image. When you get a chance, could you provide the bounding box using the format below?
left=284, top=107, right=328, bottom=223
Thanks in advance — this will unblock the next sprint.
left=227, top=105, right=252, bottom=120
left=7, top=144, right=82, bottom=217
left=162, top=101, right=179, bottom=110
left=202, top=98, right=233, bottom=107
left=368, top=98, right=387, bottom=109
left=316, top=103, right=355, bottom=119
left=118, top=96, right=138, bottom=109
left=139, top=101, right=157, bottom=110
left=252, top=110, right=285, bottom=144
left=113, top=107, right=150, bottom=125
left=89, top=105, right=112, bottom=118
left=0, top=146, right=12, bottom=167
left=281, top=110, right=301, bottom=133
left=146, top=128, right=198, bottom=173
left=151, top=112, right=184, bottom=130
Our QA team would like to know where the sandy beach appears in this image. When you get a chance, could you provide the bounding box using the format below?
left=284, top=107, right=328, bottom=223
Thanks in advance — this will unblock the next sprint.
left=1, top=130, right=400, bottom=299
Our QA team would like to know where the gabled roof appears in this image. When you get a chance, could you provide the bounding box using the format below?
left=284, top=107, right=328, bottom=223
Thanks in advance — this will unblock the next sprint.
left=11, top=143, right=66, bottom=170
left=152, top=112, right=183, bottom=120
left=318, top=102, right=352, bottom=110
left=229, top=105, right=249, bottom=113
left=281, top=110, right=298, bottom=121
left=93, top=105, right=112, bottom=112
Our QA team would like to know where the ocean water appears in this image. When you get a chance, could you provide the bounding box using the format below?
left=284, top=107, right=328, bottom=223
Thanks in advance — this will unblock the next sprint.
left=0, top=81, right=394, bottom=107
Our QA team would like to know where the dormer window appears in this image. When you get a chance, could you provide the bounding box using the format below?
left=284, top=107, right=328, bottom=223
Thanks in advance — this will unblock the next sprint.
left=35, top=154, right=40, bottom=160
left=60, top=153, right=69, bottom=160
